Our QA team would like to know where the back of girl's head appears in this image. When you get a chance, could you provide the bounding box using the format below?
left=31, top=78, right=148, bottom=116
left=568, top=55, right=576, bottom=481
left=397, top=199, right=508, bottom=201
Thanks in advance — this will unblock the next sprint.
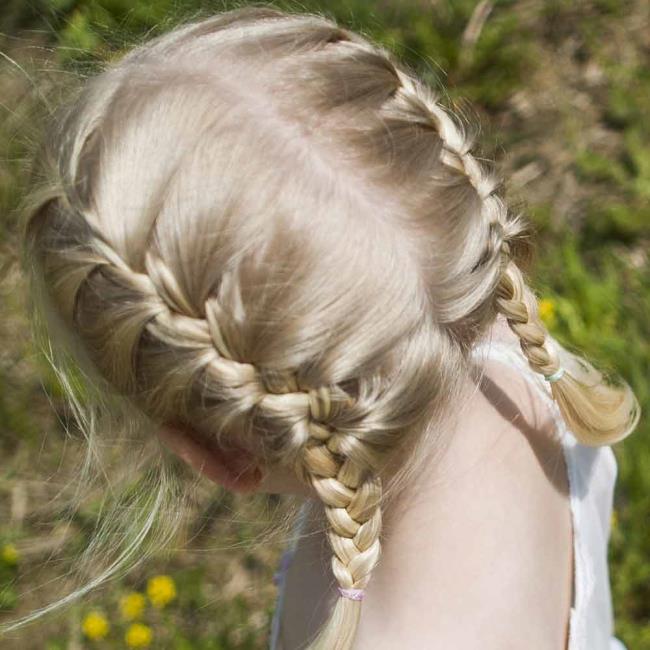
left=13, top=5, right=640, bottom=649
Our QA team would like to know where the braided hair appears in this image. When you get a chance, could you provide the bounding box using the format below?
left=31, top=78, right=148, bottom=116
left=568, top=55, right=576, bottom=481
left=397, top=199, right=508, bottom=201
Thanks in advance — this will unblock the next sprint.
left=386, top=63, right=639, bottom=445
left=18, top=6, right=639, bottom=649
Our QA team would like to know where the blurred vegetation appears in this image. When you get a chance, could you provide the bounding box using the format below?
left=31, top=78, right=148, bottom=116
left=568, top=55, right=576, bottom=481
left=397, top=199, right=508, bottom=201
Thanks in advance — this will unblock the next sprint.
left=1, top=0, right=648, bottom=647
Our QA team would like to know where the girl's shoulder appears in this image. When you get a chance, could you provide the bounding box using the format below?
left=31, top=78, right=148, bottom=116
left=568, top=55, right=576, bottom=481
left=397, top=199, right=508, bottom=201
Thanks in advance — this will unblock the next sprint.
left=466, top=315, right=621, bottom=648
left=347, top=335, right=577, bottom=649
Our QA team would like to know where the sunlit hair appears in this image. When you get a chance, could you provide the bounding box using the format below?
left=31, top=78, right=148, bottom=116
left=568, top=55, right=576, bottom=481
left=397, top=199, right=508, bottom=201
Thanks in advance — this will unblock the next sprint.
left=6, top=5, right=640, bottom=648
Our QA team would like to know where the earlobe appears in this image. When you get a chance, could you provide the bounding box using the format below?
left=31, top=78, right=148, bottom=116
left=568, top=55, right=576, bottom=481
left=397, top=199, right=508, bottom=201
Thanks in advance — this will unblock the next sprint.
left=156, top=424, right=264, bottom=494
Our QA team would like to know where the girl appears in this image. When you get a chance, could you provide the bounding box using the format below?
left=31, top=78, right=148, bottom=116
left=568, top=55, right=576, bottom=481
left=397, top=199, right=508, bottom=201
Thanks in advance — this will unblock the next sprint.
left=4, top=5, right=640, bottom=649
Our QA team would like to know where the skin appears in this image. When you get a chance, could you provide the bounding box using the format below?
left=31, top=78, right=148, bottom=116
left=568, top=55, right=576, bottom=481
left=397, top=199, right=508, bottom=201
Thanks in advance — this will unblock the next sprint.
left=155, top=320, right=574, bottom=649
left=155, top=423, right=314, bottom=497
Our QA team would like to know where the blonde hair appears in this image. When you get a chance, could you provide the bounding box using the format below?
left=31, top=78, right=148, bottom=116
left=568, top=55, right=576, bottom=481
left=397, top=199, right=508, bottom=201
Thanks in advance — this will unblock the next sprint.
left=7, top=5, right=640, bottom=648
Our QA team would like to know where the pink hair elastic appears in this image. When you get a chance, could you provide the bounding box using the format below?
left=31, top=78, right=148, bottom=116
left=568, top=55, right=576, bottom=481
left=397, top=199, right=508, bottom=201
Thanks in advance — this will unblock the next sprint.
left=338, top=587, right=365, bottom=601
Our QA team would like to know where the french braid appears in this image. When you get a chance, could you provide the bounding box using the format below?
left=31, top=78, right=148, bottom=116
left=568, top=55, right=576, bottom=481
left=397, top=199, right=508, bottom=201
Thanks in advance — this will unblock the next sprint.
left=31, top=200, right=387, bottom=649
left=387, top=63, right=531, bottom=318
left=377, top=57, right=639, bottom=446
left=321, top=30, right=534, bottom=335
left=95, top=234, right=386, bottom=599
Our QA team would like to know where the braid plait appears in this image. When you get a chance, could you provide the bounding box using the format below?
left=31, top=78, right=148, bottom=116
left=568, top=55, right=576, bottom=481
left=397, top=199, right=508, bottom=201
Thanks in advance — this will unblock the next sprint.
left=321, top=34, right=508, bottom=251
left=300, top=387, right=383, bottom=594
left=363, top=53, right=534, bottom=333
left=383, top=70, right=560, bottom=378
left=373, top=64, right=559, bottom=380
left=390, top=68, right=514, bottom=271
left=352, top=44, right=639, bottom=449
left=494, top=261, right=561, bottom=377
left=67, top=227, right=384, bottom=596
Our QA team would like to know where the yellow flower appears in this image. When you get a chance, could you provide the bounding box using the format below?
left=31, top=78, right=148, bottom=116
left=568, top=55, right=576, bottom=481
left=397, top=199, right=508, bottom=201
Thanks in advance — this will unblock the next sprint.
left=538, top=298, right=556, bottom=327
left=125, top=622, right=153, bottom=648
left=146, top=575, right=176, bottom=608
left=1, top=543, right=19, bottom=566
left=81, top=610, right=110, bottom=640
left=119, top=591, right=146, bottom=621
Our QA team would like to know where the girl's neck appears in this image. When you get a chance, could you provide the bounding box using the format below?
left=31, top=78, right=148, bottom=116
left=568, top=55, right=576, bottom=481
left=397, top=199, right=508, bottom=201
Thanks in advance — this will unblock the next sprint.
left=281, top=312, right=561, bottom=649
left=279, top=372, right=483, bottom=646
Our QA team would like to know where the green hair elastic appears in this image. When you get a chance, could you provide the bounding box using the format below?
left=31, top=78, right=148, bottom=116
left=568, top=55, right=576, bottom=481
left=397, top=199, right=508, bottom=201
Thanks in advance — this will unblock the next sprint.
left=544, top=367, right=566, bottom=383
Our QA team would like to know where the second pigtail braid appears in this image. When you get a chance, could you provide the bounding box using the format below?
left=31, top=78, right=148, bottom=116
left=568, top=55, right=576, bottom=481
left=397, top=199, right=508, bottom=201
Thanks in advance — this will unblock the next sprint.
left=372, top=60, right=642, bottom=445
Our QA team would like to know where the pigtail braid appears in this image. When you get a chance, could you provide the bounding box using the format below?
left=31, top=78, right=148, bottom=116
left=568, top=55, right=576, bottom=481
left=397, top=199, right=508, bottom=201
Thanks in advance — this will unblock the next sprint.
left=298, top=386, right=383, bottom=649
left=30, top=198, right=387, bottom=650
left=382, top=61, right=640, bottom=446
left=494, top=261, right=640, bottom=445
left=376, top=54, right=533, bottom=326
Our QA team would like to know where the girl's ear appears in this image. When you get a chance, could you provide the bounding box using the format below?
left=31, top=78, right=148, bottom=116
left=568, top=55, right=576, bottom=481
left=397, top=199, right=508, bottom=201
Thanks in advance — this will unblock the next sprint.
left=156, top=424, right=264, bottom=494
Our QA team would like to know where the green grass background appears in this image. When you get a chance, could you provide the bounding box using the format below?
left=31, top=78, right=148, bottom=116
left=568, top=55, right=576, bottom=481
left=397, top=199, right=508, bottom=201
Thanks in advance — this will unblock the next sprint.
left=0, top=0, right=648, bottom=648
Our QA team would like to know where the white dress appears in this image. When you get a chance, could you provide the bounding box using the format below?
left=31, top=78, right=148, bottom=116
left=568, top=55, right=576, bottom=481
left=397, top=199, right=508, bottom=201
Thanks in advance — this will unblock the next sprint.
left=269, top=321, right=627, bottom=650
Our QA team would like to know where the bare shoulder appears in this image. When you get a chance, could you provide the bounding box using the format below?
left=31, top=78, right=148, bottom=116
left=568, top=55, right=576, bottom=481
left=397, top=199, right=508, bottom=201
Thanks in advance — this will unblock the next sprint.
left=354, top=358, right=573, bottom=650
